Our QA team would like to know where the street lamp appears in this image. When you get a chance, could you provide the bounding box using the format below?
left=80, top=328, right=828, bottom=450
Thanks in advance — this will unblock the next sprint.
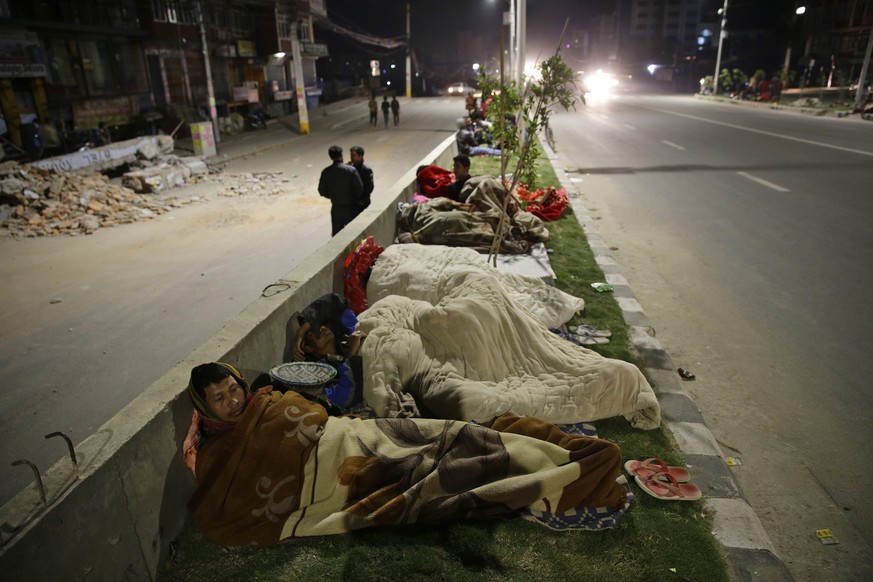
left=783, top=5, right=807, bottom=75
left=712, top=0, right=729, bottom=96
left=491, top=0, right=526, bottom=88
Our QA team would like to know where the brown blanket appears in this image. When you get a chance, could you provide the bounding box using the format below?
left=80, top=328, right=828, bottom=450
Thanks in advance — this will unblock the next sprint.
left=189, top=388, right=628, bottom=546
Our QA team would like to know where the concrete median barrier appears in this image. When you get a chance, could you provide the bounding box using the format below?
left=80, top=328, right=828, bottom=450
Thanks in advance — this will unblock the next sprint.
left=0, top=136, right=458, bottom=581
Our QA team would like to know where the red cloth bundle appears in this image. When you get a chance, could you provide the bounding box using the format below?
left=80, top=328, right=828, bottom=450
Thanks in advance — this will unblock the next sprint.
left=416, top=165, right=455, bottom=199
left=523, top=187, right=570, bottom=221
left=343, top=235, right=385, bottom=314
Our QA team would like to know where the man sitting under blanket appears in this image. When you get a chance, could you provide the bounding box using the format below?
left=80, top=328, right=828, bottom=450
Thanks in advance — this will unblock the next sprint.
left=184, top=362, right=631, bottom=546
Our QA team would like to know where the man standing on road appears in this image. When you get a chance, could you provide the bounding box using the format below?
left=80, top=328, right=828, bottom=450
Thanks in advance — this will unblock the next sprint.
left=368, top=95, right=378, bottom=127
left=391, top=96, right=400, bottom=126
left=381, top=96, right=390, bottom=128
left=318, top=145, right=364, bottom=236
left=349, top=145, right=373, bottom=210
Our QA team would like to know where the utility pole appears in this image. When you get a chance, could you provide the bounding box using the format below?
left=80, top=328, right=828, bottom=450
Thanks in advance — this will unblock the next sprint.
left=195, top=1, right=219, bottom=143
left=854, top=24, right=873, bottom=111
left=291, top=21, right=309, bottom=134
left=712, top=0, right=728, bottom=95
left=517, top=0, right=526, bottom=88
left=406, top=3, right=412, bottom=98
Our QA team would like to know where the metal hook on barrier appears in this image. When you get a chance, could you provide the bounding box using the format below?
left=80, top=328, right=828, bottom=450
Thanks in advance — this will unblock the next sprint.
left=45, top=431, right=79, bottom=477
left=11, top=460, right=47, bottom=508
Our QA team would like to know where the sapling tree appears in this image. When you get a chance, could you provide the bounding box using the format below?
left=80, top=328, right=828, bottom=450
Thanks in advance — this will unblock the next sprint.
left=477, top=24, right=580, bottom=263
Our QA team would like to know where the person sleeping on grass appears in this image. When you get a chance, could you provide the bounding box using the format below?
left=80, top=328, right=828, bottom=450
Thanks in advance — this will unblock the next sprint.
left=182, top=362, right=632, bottom=546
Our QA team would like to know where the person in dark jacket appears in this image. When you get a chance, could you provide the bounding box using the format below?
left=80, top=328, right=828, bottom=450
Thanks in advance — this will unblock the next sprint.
left=318, top=145, right=364, bottom=235
left=390, top=96, right=400, bottom=125
left=380, top=96, right=390, bottom=127
left=349, top=145, right=374, bottom=210
left=446, top=154, right=472, bottom=202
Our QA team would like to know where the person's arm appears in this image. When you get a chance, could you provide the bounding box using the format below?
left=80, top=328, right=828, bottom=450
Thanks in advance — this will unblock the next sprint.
left=318, top=169, right=328, bottom=198
left=291, top=321, right=311, bottom=361
left=361, top=166, right=374, bottom=199
left=350, top=166, right=363, bottom=199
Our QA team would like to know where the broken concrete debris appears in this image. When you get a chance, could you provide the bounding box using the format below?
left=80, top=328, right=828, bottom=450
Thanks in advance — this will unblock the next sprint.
left=0, top=157, right=290, bottom=238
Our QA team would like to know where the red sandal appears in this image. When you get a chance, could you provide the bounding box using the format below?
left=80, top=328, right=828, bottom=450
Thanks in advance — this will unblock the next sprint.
left=624, top=458, right=691, bottom=483
left=635, top=471, right=702, bottom=501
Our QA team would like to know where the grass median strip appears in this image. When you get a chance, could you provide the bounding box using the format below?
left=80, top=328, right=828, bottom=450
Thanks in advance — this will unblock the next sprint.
left=161, top=149, right=729, bottom=582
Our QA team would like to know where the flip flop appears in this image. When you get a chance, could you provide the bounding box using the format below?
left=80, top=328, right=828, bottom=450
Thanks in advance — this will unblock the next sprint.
left=634, top=471, right=702, bottom=501
left=569, top=325, right=612, bottom=338
left=624, top=458, right=691, bottom=483
left=678, top=367, right=696, bottom=381
left=573, top=333, right=609, bottom=345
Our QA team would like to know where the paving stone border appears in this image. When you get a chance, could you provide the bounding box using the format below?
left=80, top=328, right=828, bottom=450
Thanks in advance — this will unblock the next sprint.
left=541, top=140, right=795, bottom=581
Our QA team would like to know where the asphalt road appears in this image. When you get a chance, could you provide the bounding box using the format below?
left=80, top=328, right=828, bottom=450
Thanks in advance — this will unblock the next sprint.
left=0, top=96, right=469, bottom=507
left=548, top=94, right=873, bottom=580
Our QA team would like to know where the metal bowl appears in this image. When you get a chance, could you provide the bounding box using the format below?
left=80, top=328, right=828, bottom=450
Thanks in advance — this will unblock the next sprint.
left=269, top=362, right=337, bottom=400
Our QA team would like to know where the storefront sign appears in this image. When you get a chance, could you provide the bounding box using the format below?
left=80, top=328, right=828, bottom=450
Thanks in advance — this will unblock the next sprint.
left=273, top=90, right=293, bottom=101
left=301, top=43, right=329, bottom=58
left=0, top=63, right=46, bottom=78
left=0, top=31, right=46, bottom=78
left=73, top=96, right=139, bottom=128
left=237, top=40, right=256, bottom=57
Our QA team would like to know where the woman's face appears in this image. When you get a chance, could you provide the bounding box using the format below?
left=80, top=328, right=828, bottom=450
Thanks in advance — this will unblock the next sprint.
left=204, top=375, right=246, bottom=422
left=303, top=325, right=335, bottom=358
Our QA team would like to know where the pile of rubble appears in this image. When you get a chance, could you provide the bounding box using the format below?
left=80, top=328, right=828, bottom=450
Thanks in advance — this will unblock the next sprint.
left=0, top=161, right=183, bottom=238
left=0, top=158, right=293, bottom=238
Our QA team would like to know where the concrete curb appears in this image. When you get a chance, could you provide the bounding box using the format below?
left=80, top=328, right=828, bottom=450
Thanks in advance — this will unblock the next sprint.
left=541, top=138, right=795, bottom=581
left=692, top=93, right=858, bottom=119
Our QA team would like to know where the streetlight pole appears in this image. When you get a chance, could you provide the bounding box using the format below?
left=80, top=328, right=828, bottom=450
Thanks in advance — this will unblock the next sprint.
left=516, top=0, right=526, bottom=87
left=405, top=3, right=412, bottom=98
left=854, top=23, right=873, bottom=110
left=712, top=0, right=728, bottom=95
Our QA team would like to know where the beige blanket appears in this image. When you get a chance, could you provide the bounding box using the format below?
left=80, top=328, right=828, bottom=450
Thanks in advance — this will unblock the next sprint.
left=368, top=244, right=584, bottom=329
left=358, top=275, right=660, bottom=429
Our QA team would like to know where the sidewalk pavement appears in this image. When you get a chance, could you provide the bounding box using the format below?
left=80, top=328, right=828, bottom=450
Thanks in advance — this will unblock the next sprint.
left=174, top=97, right=796, bottom=580
left=172, top=97, right=370, bottom=165
left=694, top=92, right=868, bottom=119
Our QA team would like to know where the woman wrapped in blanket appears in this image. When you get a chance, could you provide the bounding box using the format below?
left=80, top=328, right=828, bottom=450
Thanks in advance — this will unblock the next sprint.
left=183, top=362, right=631, bottom=546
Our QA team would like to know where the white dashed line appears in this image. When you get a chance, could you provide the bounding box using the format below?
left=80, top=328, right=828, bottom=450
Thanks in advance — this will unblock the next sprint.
left=737, top=171, right=790, bottom=192
left=661, top=140, right=685, bottom=150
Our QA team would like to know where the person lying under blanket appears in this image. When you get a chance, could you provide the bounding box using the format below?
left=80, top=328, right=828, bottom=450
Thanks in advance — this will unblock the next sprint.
left=286, top=279, right=659, bottom=429
left=183, top=362, right=632, bottom=546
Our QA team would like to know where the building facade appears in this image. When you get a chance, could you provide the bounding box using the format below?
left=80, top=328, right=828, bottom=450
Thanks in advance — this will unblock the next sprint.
left=0, top=0, right=324, bottom=154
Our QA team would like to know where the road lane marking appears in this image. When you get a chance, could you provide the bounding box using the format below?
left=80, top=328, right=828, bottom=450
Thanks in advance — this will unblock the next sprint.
left=737, top=171, right=790, bottom=192
left=645, top=106, right=873, bottom=158
left=662, top=140, right=685, bottom=150
left=623, top=124, right=636, bottom=130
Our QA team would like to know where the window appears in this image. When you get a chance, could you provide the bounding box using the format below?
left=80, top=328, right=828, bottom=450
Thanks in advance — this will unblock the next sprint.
left=152, top=0, right=195, bottom=24
left=45, top=37, right=84, bottom=98
left=79, top=38, right=119, bottom=95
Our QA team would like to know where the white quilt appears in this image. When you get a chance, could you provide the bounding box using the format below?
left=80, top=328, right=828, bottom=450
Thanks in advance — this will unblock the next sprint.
left=367, top=244, right=584, bottom=329
left=358, top=274, right=661, bottom=429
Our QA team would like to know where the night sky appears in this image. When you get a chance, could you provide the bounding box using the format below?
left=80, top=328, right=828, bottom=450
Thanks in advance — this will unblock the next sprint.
left=318, top=0, right=801, bottom=87
left=321, top=0, right=617, bottom=69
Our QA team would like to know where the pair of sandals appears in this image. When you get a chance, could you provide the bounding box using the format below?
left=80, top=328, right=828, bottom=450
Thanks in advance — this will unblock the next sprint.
left=624, top=458, right=702, bottom=501
left=569, top=324, right=611, bottom=346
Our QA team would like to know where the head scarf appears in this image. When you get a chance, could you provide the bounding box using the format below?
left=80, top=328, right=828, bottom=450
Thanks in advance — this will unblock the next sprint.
left=187, top=362, right=252, bottom=433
